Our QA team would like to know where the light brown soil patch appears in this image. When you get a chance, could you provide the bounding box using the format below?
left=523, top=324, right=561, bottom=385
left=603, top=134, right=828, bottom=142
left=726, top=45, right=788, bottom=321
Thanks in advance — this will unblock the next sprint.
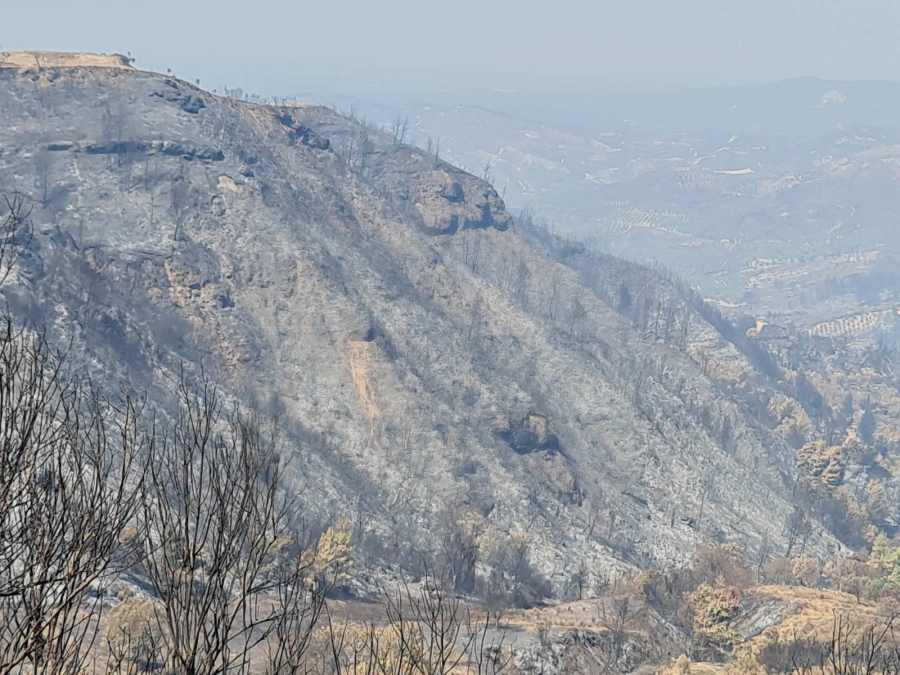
left=0, top=51, right=133, bottom=69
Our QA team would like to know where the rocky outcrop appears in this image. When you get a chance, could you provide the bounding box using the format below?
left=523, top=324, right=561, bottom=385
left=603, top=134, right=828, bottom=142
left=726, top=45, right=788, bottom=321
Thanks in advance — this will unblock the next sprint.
left=150, top=79, right=206, bottom=114
left=500, top=412, right=561, bottom=455
left=280, top=106, right=513, bottom=238
left=347, top=325, right=382, bottom=343
left=412, top=169, right=512, bottom=235
left=75, top=139, right=224, bottom=161
left=275, top=112, right=331, bottom=150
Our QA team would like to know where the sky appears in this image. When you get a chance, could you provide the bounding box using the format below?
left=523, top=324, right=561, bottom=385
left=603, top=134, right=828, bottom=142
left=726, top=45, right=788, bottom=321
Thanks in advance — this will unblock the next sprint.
left=4, top=0, right=900, bottom=96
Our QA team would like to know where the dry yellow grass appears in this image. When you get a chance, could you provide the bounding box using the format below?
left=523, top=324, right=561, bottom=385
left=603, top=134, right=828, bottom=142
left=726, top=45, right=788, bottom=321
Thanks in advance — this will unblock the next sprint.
left=503, top=600, right=614, bottom=631
left=656, top=586, right=891, bottom=674
left=656, top=657, right=725, bottom=674
left=749, top=584, right=883, bottom=646
left=0, top=51, right=133, bottom=69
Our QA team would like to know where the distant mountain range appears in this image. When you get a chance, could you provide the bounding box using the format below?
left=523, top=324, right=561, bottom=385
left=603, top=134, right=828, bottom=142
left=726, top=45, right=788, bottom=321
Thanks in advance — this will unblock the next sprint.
left=308, top=77, right=900, bottom=136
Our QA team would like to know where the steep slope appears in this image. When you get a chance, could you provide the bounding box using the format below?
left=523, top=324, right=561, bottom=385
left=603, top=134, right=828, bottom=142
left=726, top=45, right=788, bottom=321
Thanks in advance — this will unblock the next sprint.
left=533, top=218, right=900, bottom=551
left=0, top=54, right=841, bottom=590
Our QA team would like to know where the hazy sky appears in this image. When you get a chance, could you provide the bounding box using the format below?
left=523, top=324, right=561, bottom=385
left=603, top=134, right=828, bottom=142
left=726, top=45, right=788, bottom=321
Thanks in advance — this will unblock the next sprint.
left=4, top=0, right=900, bottom=95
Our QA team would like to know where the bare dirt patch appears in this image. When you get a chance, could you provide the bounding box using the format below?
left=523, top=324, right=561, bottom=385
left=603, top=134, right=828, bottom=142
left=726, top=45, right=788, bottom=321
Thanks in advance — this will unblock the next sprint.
left=0, top=51, right=133, bottom=69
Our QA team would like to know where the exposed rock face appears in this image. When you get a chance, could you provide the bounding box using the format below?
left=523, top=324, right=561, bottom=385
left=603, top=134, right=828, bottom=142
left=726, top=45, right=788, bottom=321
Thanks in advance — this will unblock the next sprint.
left=0, top=59, right=842, bottom=588
left=501, top=412, right=561, bottom=455
left=412, top=169, right=512, bottom=234
left=347, top=325, right=382, bottom=343
left=150, top=79, right=206, bottom=114
left=79, top=139, right=225, bottom=161
left=275, top=112, right=331, bottom=150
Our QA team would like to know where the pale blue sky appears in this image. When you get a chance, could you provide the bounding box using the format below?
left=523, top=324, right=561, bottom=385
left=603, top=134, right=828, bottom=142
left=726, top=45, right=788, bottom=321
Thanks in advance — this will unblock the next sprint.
left=4, top=0, right=900, bottom=94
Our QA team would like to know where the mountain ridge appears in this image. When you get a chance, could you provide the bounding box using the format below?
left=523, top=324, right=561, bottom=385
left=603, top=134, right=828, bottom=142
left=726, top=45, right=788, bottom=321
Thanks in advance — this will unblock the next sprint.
left=0, top=54, right=873, bottom=594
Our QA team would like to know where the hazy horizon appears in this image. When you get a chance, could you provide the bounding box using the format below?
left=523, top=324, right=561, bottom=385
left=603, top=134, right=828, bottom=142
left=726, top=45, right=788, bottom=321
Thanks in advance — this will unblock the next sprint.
left=4, top=0, right=900, bottom=97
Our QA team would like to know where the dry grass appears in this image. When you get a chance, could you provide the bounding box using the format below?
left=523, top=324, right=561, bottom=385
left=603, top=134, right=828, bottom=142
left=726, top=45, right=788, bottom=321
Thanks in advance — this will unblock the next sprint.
left=747, top=584, right=882, bottom=645
left=691, top=665, right=726, bottom=674
left=655, top=586, right=889, bottom=674
left=0, top=51, right=133, bottom=69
